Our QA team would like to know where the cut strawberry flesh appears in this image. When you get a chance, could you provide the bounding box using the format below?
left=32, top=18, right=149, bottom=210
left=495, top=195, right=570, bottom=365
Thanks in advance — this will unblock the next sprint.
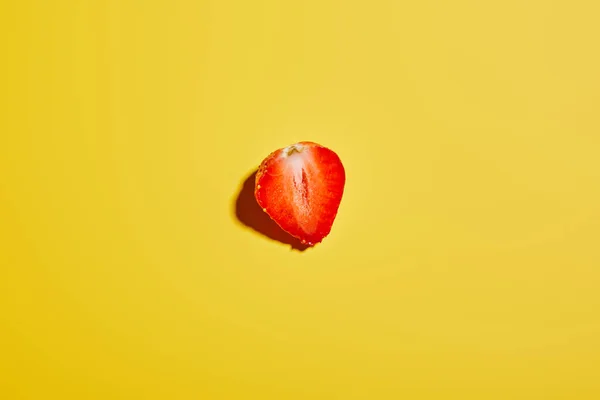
left=254, top=142, right=345, bottom=246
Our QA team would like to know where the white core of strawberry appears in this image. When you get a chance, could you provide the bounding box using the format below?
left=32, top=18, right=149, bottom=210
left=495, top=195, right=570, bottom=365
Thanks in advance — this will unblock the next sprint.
left=282, top=145, right=312, bottom=220
left=282, top=144, right=306, bottom=185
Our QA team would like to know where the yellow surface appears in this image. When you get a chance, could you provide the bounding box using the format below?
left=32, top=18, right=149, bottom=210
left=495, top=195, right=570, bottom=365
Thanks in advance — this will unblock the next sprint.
left=2, top=1, right=600, bottom=398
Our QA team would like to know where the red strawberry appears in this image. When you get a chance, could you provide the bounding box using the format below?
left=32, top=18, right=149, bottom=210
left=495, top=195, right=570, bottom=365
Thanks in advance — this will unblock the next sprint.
left=254, top=141, right=345, bottom=246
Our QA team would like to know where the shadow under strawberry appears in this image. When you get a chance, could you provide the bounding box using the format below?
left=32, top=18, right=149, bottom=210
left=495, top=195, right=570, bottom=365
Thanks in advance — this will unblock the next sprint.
left=234, top=170, right=310, bottom=251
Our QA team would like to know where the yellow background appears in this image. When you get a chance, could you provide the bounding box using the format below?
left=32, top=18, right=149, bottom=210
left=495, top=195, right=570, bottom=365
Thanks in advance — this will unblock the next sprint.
left=2, top=0, right=600, bottom=398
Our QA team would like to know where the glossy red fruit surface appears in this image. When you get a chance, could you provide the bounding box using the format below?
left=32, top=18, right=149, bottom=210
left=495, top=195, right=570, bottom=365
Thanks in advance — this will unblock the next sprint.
left=254, top=142, right=346, bottom=246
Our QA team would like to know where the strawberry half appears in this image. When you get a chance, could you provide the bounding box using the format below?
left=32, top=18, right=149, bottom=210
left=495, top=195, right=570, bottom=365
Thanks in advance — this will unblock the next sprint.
left=254, top=141, right=345, bottom=246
